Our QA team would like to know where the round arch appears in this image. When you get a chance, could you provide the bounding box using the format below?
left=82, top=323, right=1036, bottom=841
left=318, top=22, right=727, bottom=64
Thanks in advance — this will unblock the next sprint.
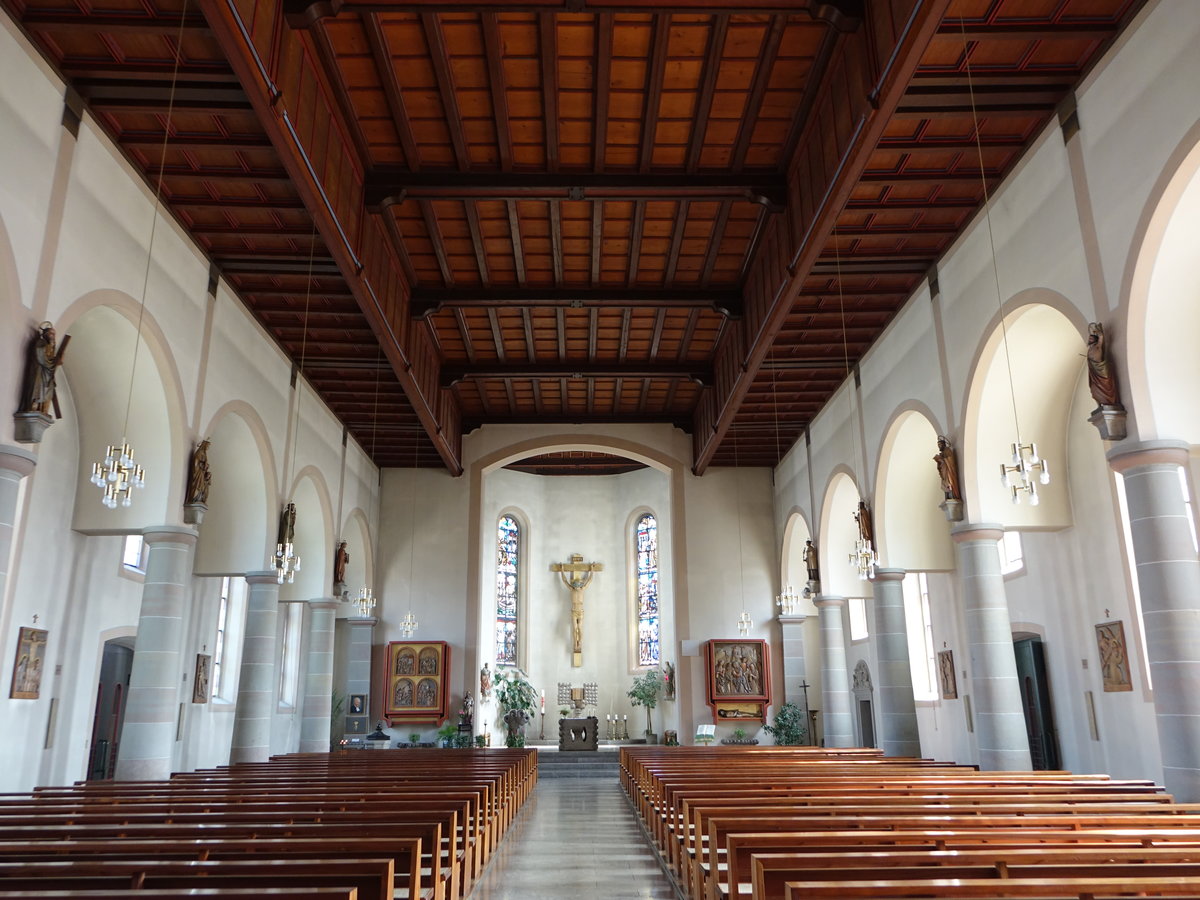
left=961, top=294, right=1087, bottom=529
left=780, top=507, right=818, bottom=615
left=1123, top=128, right=1200, bottom=442
left=194, top=401, right=277, bottom=575
left=817, top=467, right=866, bottom=598
left=875, top=405, right=954, bottom=571
left=58, top=295, right=186, bottom=533
left=282, top=465, right=334, bottom=601
left=339, top=507, right=374, bottom=598
left=0, top=215, right=25, bottom=423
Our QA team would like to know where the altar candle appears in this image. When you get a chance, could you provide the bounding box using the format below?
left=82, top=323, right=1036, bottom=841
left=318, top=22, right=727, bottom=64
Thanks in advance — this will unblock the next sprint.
left=540, top=690, right=545, bottom=712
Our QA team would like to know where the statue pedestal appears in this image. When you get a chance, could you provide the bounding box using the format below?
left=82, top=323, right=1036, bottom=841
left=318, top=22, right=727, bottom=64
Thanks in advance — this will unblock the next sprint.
left=183, top=502, right=207, bottom=526
left=940, top=498, right=964, bottom=522
left=1089, top=406, right=1128, bottom=442
left=13, top=411, right=53, bottom=444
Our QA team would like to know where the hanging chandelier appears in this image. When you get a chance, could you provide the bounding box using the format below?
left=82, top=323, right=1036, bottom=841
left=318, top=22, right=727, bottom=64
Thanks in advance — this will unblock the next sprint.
left=775, top=583, right=801, bottom=616
left=272, top=541, right=300, bottom=584
left=848, top=501, right=877, bottom=581
left=1001, top=441, right=1049, bottom=505
left=353, top=585, right=377, bottom=618
left=737, top=611, right=752, bottom=636
left=91, top=442, right=146, bottom=508
left=398, top=609, right=418, bottom=638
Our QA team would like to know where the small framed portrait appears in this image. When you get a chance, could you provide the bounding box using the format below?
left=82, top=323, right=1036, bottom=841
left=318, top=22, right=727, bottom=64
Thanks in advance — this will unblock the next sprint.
left=1095, top=620, right=1133, bottom=692
left=10, top=627, right=48, bottom=700
left=937, top=649, right=958, bottom=700
left=348, top=693, right=366, bottom=715
left=345, top=716, right=367, bottom=734
left=192, top=653, right=211, bottom=703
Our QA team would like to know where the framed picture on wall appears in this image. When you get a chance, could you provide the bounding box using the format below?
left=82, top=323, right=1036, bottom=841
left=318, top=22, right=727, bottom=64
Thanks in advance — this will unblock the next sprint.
left=937, top=649, right=957, bottom=700
left=1095, top=620, right=1133, bottom=692
left=9, top=627, right=48, bottom=700
left=192, top=653, right=211, bottom=703
left=348, top=693, right=366, bottom=715
left=704, top=639, right=771, bottom=722
left=384, top=641, right=451, bottom=724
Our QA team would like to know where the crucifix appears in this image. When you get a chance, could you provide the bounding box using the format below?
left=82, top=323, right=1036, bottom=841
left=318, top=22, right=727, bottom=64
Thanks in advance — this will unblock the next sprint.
left=550, top=553, right=603, bottom=667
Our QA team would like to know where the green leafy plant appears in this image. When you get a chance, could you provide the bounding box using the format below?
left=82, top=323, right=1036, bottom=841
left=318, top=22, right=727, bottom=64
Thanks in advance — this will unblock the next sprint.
left=628, top=671, right=661, bottom=735
left=763, top=702, right=808, bottom=746
left=475, top=734, right=487, bottom=748
left=558, top=707, right=570, bottom=718
left=496, top=669, right=537, bottom=747
left=732, top=727, right=747, bottom=741
left=409, top=732, right=421, bottom=745
left=437, top=722, right=459, bottom=746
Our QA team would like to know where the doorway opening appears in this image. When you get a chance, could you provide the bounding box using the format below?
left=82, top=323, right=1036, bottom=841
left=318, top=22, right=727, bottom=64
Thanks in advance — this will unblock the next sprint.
left=87, top=637, right=134, bottom=780
left=1013, top=636, right=1061, bottom=770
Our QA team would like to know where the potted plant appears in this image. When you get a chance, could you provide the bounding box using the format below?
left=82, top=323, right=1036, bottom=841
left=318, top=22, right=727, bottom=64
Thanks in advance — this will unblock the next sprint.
left=627, top=671, right=661, bottom=743
left=763, top=702, right=808, bottom=746
left=408, top=731, right=421, bottom=747
left=721, top=725, right=759, bottom=746
left=436, top=722, right=459, bottom=748
left=495, top=668, right=537, bottom=748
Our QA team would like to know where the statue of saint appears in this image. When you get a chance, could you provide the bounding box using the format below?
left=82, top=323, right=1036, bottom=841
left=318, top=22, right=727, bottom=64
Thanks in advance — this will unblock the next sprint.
left=1086, top=322, right=1123, bottom=409
left=933, top=436, right=961, bottom=501
left=479, top=663, right=492, bottom=701
left=333, top=540, right=349, bottom=585
left=803, top=539, right=819, bottom=583
left=662, top=661, right=676, bottom=700
left=187, top=439, right=212, bottom=505
left=19, top=321, right=69, bottom=417
left=461, top=689, right=474, bottom=723
left=277, top=502, right=297, bottom=545
left=854, top=501, right=874, bottom=546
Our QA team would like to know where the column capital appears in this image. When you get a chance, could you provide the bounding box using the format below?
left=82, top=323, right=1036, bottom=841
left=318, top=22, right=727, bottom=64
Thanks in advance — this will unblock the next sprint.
left=142, top=525, right=198, bottom=546
left=872, top=567, right=906, bottom=582
left=813, top=594, right=846, bottom=609
left=347, top=615, right=378, bottom=628
left=309, top=598, right=339, bottom=611
left=0, top=445, right=36, bottom=478
left=951, top=522, right=1005, bottom=544
left=1107, top=438, right=1190, bottom=474
left=245, top=570, right=280, bottom=585
left=776, top=614, right=811, bottom=625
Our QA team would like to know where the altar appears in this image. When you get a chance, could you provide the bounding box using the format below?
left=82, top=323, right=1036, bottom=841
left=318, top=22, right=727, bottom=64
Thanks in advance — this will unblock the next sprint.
left=558, top=716, right=599, bottom=751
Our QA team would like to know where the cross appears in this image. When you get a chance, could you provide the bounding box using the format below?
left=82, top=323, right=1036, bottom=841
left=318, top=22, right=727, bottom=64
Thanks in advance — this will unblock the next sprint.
left=31, top=615, right=38, bottom=625
left=798, top=680, right=812, bottom=745
left=550, top=553, right=602, bottom=667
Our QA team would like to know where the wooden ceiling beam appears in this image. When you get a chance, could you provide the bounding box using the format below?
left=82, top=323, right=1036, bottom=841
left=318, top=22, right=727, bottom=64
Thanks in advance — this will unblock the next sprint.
left=540, top=16, right=560, bottom=173
left=677, top=309, right=698, bottom=362
left=421, top=13, right=469, bottom=170
left=21, top=11, right=212, bottom=33
left=591, top=201, right=603, bottom=283
left=594, top=12, right=612, bottom=172
left=170, top=196, right=306, bottom=209
left=548, top=201, right=564, bottom=285
left=442, top=362, right=713, bottom=388
left=363, top=12, right=422, bottom=169
left=936, top=21, right=1118, bottom=41
left=638, top=14, right=669, bottom=173
left=306, top=21, right=373, bottom=164
left=418, top=198, right=455, bottom=285
left=216, top=257, right=342, bottom=275
left=731, top=15, right=786, bottom=172
left=687, top=15, right=728, bottom=173
left=283, top=0, right=860, bottom=28
left=487, top=308, right=507, bottom=361
left=239, top=289, right=356, bottom=300
left=701, top=199, right=731, bottom=286
left=78, top=82, right=251, bottom=111
left=464, top=202, right=490, bottom=282
left=556, top=308, right=567, bottom=360
left=191, top=223, right=316, bottom=236
left=463, top=412, right=691, bottom=431
left=522, top=309, right=537, bottom=363
left=119, top=132, right=274, bottom=150
left=481, top=12, right=513, bottom=170
left=628, top=200, right=645, bottom=284
left=665, top=200, right=689, bottom=282
left=506, top=201, right=526, bottom=286
left=843, top=198, right=978, bottom=212
left=364, top=171, right=788, bottom=207
left=454, top=308, right=477, bottom=363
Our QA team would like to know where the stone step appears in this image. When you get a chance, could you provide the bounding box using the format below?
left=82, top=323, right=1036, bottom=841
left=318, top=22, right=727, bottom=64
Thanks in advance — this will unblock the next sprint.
left=535, top=750, right=621, bottom=779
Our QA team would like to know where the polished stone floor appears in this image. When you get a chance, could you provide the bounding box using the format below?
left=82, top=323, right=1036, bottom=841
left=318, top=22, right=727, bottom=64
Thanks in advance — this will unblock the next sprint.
left=469, top=776, right=682, bottom=899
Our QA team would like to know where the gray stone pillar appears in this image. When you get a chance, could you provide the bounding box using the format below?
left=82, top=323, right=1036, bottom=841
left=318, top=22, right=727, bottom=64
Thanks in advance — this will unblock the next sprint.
left=229, top=571, right=279, bottom=763
left=951, top=523, right=1032, bottom=771
left=344, top=616, right=377, bottom=737
left=777, top=613, right=812, bottom=723
left=873, top=568, right=921, bottom=758
left=0, top=446, right=36, bottom=613
left=299, top=598, right=338, bottom=752
left=815, top=596, right=854, bottom=747
left=1109, top=440, right=1200, bottom=801
left=114, top=526, right=198, bottom=781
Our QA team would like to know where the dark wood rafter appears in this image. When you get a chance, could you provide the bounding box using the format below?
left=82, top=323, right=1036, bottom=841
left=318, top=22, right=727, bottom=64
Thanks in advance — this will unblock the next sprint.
left=686, top=14, right=728, bottom=173
left=419, top=198, right=455, bottom=285
left=481, top=13, right=513, bottom=169
left=594, top=12, right=612, bottom=172
left=487, top=308, right=506, bottom=360
left=588, top=308, right=598, bottom=363
left=522, top=309, right=537, bottom=363
left=664, top=200, right=689, bottom=282
left=421, top=12, right=469, bottom=170
left=506, top=201, right=526, bottom=285
left=618, top=308, right=631, bottom=361
left=701, top=200, right=731, bottom=285
left=464, top=201, right=490, bottom=281
left=730, top=15, right=786, bottom=172
left=455, top=308, right=477, bottom=363
left=548, top=200, right=564, bottom=284
left=591, top=200, right=603, bottom=283
left=677, top=309, right=698, bottom=361
left=555, top=308, right=567, bottom=360
left=638, top=13, right=669, bottom=173
left=540, top=15, right=560, bottom=172
left=307, top=21, right=371, bottom=163
left=627, top=200, right=644, bottom=284
left=363, top=12, right=422, bottom=169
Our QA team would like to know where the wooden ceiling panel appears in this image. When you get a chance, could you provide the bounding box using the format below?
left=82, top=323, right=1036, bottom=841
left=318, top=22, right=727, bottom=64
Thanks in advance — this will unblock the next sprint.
left=7, top=0, right=1146, bottom=471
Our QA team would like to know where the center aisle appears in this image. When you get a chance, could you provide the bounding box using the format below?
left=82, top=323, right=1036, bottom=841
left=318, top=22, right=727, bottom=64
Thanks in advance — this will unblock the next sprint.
left=469, top=775, right=681, bottom=899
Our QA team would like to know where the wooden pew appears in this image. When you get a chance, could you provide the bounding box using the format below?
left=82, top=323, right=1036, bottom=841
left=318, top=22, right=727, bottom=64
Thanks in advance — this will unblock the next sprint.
left=0, top=891, right=359, bottom=900
left=781, top=876, right=1200, bottom=898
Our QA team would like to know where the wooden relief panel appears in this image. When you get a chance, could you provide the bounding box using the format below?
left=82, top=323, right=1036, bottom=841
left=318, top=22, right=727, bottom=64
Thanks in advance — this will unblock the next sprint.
left=384, top=641, right=451, bottom=724
left=704, top=638, right=770, bottom=722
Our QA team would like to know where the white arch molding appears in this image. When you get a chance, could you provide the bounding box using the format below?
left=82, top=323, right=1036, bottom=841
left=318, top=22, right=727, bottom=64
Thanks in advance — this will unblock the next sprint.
left=817, top=468, right=867, bottom=599
left=282, top=467, right=334, bottom=603
left=780, top=508, right=818, bottom=616
left=875, top=406, right=954, bottom=572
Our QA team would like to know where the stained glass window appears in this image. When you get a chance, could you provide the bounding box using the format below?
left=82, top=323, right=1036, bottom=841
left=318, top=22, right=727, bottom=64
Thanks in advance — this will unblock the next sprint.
left=636, top=513, right=660, bottom=667
left=496, top=515, right=519, bottom=665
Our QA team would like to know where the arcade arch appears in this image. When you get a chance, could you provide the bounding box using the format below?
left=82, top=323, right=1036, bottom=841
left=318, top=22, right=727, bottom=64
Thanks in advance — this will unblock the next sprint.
left=875, top=408, right=954, bottom=572
left=282, top=468, right=333, bottom=602
left=818, top=470, right=867, bottom=599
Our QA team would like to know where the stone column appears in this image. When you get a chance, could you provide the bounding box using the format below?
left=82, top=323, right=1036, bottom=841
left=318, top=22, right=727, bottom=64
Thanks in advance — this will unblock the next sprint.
left=114, top=526, right=198, bottom=781
left=951, top=523, right=1032, bottom=771
left=229, top=571, right=279, bottom=763
left=0, top=446, right=36, bottom=613
left=1109, top=440, right=1200, bottom=801
left=815, top=596, right=854, bottom=747
left=872, top=568, right=921, bottom=758
left=299, top=598, right=338, bottom=752
left=344, top=615, right=377, bottom=737
left=777, top=613, right=812, bottom=716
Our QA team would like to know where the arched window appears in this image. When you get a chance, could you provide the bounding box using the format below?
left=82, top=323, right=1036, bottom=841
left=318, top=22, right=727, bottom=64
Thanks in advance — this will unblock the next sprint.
left=495, top=515, right=520, bottom=665
left=635, top=513, right=660, bottom=667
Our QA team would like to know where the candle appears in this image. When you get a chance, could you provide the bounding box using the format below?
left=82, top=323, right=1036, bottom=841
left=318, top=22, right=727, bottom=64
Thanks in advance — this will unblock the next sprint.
left=540, top=690, right=545, bottom=712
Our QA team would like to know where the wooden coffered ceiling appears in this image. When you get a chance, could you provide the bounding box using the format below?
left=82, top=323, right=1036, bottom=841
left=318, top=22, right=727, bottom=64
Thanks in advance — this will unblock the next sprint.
left=3, top=0, right=1146, bottom=473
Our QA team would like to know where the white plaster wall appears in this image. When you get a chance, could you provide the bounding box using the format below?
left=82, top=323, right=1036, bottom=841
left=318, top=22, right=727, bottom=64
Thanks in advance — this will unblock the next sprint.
left=0, top=20, right=379, bottom=788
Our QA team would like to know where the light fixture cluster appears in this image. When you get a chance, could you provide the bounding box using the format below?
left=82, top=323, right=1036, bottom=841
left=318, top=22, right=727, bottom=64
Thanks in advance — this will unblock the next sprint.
left=353, top=585, right=377, bottom=618
left=849, top=536, right=876, bottom=581
left=91, top=441, right=145, bottom=508
left=775, top=584, right=801, bottom=616
left=398, top=609, right=419, bottom=639
left=736, top=611, right=752, bottom=636
left=1001, top=441, right=1050, bottom=505
left=271, top=542, right=300, bottom=584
